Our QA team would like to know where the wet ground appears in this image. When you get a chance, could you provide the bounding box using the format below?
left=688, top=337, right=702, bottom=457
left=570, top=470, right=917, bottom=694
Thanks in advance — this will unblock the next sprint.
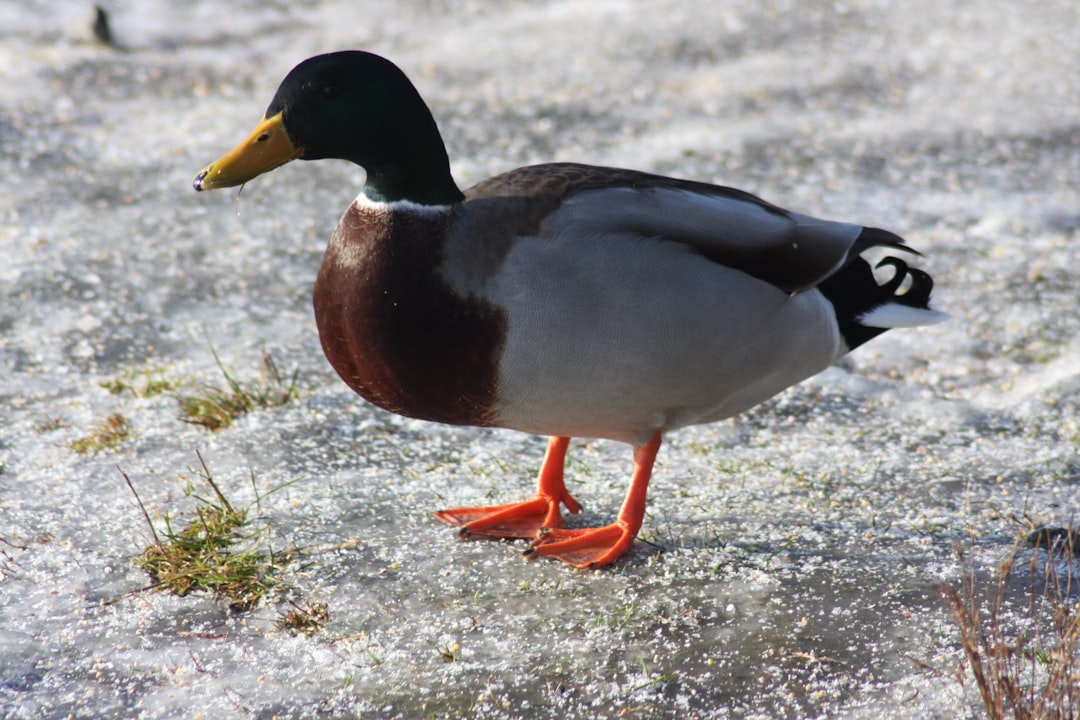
left=2, top=1, right=1079, bottom=717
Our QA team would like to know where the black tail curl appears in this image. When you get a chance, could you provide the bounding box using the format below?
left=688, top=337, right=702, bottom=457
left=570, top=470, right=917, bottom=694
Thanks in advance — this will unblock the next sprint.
left=874, top=256, right=934, bottom=308
left=819, top=248, right=937, bottom=351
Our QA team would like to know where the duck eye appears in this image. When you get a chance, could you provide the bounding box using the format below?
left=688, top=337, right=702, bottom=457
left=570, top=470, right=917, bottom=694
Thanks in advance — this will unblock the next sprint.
left=322, top=84, right=341, bottom=100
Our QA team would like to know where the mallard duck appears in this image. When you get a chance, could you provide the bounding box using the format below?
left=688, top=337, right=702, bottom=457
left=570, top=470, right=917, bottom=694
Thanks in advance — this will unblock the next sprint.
left=194, top=51, right=945, bottom=568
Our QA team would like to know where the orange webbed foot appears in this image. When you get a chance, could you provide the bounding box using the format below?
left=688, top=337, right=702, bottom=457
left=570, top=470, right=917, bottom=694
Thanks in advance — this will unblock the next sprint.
left=434, top=436, right=579, bottom=540
left=524, top=431, right=662, bottom=569
left=524, top=522, right=637, bottom=568
left=435, top=491, right=580, bottom=539
left=436, top=432, right=662, bottom=570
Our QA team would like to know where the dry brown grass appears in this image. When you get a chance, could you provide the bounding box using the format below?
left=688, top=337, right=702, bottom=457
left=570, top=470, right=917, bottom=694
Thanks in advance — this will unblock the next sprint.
left=177, top=348, right=297, bottom=431
left=944, top=528, right=1080, bottom=719
left=275, top=600, right=330, bottom=636
left=70, top=413, right=131, bottom=454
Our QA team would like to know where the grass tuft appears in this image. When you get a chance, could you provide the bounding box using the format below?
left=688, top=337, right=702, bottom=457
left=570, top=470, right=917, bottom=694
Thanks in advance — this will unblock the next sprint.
left=177, top=347, right=298, bottom=431
left=35, top=417, right=66, bottom=433
left=101, top=368, right=181, bottom=398
left=70, top=413, right=131, bottom=454
left=943, top=527, right=1080, bottom=719
left=436, top=641, right=460, bottom=663
left=275, top=600, right=330, bottom=636
left=126, top=453, right=293, bottom=612
left=1, top=536, right=27, bottom=580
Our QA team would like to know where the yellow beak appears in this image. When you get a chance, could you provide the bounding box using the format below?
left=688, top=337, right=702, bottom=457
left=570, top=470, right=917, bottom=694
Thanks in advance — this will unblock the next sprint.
left=193, top=112, right=303, bottom=191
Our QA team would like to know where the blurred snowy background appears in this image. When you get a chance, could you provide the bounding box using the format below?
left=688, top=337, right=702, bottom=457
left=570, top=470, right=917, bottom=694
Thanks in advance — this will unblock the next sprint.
left=1, top=1, right=1079, bottom=717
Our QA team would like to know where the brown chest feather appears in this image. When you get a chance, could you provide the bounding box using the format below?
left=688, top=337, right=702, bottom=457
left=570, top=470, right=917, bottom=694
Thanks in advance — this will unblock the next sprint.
left=312, top=203, right=506, bottom=426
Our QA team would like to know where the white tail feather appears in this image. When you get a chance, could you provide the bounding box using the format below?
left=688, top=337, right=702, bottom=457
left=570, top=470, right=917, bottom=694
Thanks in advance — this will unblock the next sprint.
left=858, top=303, right=948, bottom=329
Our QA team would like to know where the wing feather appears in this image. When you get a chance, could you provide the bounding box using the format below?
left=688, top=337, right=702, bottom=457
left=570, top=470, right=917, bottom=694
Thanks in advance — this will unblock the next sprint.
left=465, top=163, right=910, bottom=293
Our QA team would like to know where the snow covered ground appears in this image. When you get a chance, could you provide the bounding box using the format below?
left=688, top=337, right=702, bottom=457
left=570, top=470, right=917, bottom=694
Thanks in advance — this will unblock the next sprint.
left=2, top=1, right=1078, bottom=717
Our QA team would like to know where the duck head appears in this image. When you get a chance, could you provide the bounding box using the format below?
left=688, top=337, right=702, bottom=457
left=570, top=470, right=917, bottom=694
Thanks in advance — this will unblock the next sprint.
left=193, top=51, right=463, bottom=205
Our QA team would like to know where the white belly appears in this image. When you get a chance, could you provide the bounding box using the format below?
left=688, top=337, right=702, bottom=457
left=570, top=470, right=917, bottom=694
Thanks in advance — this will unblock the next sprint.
left=488, top=233, right=844, bottom=444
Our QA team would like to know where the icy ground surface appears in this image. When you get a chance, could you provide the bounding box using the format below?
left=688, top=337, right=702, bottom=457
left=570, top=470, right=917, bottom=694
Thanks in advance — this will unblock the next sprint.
left=2, top=1, right=1079, bottom=718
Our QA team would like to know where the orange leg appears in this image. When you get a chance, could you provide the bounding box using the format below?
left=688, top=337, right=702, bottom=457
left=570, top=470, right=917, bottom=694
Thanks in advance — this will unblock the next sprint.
left=525, top=431, right=661, bottom=569
left=434, top=436, right=581, bottom=539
